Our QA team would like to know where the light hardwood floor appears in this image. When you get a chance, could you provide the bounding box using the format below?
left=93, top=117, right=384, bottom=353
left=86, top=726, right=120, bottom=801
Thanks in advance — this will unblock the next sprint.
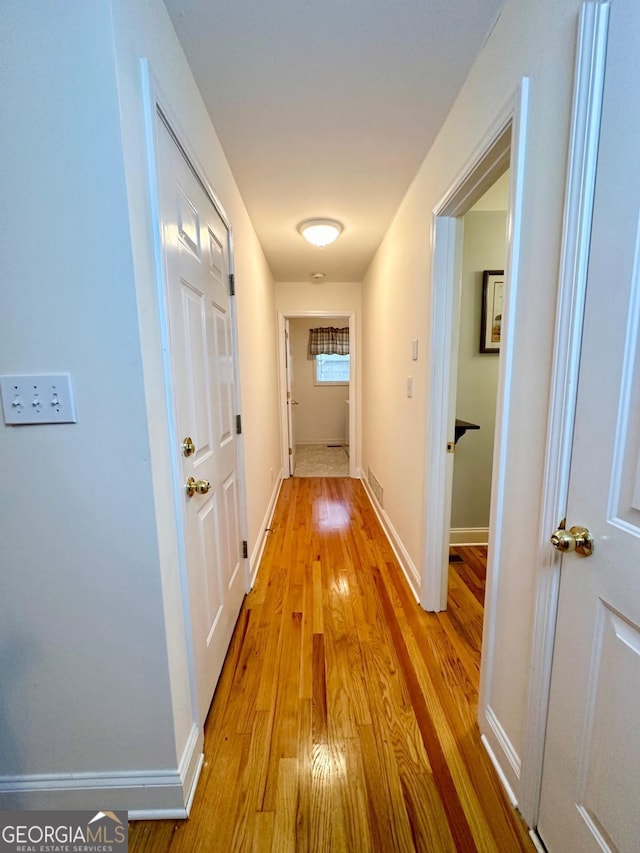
left=129, top=478, right=533, bottom=852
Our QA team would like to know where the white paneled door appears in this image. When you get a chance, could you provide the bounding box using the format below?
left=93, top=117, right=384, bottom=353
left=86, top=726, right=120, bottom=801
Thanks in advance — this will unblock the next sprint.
left=538, top=1, right=640, bottom=850
left=156, top=115, right=244, bottom=725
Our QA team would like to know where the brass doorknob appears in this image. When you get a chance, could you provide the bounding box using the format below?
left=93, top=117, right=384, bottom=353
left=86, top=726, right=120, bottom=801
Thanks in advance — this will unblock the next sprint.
left=550, top=524, right=594, bottom=557
left=186, top=477, right=211, bottom=497
left=195, top=479, right=211, bottom=495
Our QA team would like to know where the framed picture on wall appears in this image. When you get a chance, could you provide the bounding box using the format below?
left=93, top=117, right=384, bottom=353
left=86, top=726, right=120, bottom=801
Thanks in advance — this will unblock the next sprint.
left=480, top=270, right=504, bottom=353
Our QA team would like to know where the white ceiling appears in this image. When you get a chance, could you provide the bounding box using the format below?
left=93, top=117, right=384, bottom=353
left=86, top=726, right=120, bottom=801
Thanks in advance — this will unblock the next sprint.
left=163, top=0, right=504, bottom=282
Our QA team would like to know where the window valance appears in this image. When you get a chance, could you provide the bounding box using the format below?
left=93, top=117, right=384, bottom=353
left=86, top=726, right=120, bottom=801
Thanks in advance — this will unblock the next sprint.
left=308, top=326, right=349, bottom=356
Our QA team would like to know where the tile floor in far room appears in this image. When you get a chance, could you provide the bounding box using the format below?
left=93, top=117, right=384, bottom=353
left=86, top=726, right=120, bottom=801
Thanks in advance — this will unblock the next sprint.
left=294, top=443, right=349, bottom=477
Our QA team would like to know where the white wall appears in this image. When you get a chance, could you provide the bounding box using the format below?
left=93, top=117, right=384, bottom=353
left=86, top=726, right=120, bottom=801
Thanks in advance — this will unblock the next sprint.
left=289, top=318, right=349, bottom=445
left=451, top=211, right=506, bottom=533
left=276, top=281, right=362, bottom=471
left=0, top=0, right=281, bottom=814
left=362, top=0, right=584, bottom=805
left=276, top=281, right=362, bottom=314
left=0, top=0, right=178, bottom=811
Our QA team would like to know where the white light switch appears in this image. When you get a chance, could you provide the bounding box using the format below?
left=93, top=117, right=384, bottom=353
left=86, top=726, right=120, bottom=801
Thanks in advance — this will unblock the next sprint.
left=407, top=376, right=413, bottom=398
left=412, top=339, right=419, bottom=361
left=0, top=374, right=77, bottom=425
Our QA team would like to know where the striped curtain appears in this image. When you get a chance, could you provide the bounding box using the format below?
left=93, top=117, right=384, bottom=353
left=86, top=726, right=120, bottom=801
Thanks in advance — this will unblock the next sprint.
left=308, top=327, right=350, bottom=356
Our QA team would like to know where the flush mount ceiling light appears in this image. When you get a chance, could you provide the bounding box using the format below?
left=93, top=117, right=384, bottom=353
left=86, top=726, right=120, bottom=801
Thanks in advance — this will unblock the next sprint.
left=298, top=218, right=343, bottom=247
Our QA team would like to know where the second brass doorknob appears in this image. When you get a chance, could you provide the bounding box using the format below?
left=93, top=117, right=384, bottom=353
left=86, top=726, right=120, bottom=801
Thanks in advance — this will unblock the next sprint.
left=186, top=477, right=212, bottom=497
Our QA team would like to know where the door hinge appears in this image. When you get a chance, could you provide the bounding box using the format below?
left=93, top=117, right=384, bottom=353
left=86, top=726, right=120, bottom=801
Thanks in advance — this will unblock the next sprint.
left=229, top=273, right=235, bottom=296
left=236, top=414, right=242, bottom=434
left=242, top=540, right=248, bottom=559
left=289, top=447, right=292, bottom=455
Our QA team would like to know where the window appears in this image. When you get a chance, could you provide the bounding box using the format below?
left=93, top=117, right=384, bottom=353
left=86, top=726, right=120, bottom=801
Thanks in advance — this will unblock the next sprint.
left=314, top=353, right=350, bottom=385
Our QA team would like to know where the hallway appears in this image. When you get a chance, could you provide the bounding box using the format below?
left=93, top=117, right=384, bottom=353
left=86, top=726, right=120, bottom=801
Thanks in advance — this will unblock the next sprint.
left=129, top=478, right=532, bottom=851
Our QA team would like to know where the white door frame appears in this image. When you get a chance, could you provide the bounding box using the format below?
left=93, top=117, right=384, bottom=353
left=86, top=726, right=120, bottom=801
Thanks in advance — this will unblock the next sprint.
left=284, top=318, right=296, bottom=476
left=141, top=64, right=252, bottom=727
left=421, top=79, right=528, bottom=614
left=420, top=79, right=528, bottom=805
left=277, top=311, right=356, bottom=478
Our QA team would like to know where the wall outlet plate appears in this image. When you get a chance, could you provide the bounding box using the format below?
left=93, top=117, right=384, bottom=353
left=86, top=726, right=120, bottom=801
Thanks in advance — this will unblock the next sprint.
left=0, top=374, right=77, bottom=425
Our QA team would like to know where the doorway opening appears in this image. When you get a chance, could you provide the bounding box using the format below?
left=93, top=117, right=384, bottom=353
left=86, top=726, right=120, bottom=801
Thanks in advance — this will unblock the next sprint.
left=447, top=175, right=509, bottom=624
left=278, top=311, right=356, bottom=479
left=450, top=174, right=509, bottom=556
left=421, top=81, right=529, bottom=799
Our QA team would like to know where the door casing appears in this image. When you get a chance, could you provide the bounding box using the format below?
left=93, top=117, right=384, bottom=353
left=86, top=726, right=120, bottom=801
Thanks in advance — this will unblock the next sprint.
left=422, top=81, right=528, bottom=803
left=141, top=63, right=251, bottom=736
left=277, top=311, right=356, bottom=479
left=520, top=1, right=609, bottom=829
left=284, top=318, right=296, bottom=476
left=421, top=88, right=525, bottom=613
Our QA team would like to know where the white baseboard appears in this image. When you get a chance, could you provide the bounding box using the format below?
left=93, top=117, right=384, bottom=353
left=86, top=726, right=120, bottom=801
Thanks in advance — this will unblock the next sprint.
left=450, top=527, right=489, bottom=546
left=480, top=704, right=521, bottom=807
left=249, top=473, right=283, bottom=588
left=295, top=439, right=345, bottom=446
left=129, top=742, right=204, bottom=819
left=176, top=724, right=204, bottom=818
left=529, top=829, right=547, bottom=852
left=359, top=470, right=421, bottom=601
left=0, top=725, right=203, bottom=817
left=129, top=807, right=190, bottom=820
left=481, top=734, right=518, bottom=809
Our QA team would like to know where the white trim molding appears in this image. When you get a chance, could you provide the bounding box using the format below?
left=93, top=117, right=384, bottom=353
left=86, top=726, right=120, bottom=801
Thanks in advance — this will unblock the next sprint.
left=475, top=79, right=530, bottom=803
left=422, top=215, right=462, bottom=610
left=483, top=705, right=522, bottom=793
left=449, top=527, right=490, bottom=546
left=277, top=311, right=357, bottom=480
left=295, top=438, right=347, bottom=446
left=0, top=725, right=203, bottom=818
left=360, top=471, right=421, bottom=601
left=249, top=473, right=283, bottom=588
left=420, top=77, right=531, bottom=802
left=518, top=1, right=609, bottom=827
left=422, top=79, right=529, bottom=615
left=481, top=731, right=519, bottom=809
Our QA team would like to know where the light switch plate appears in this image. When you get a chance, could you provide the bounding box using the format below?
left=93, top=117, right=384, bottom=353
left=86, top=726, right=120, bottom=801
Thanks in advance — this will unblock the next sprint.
left=0, top=374, right=77, bottom=425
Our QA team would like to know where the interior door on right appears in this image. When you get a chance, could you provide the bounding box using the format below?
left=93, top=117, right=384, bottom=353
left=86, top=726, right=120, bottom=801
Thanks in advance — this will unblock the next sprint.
left=537, top=1, right=640, bottom=850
